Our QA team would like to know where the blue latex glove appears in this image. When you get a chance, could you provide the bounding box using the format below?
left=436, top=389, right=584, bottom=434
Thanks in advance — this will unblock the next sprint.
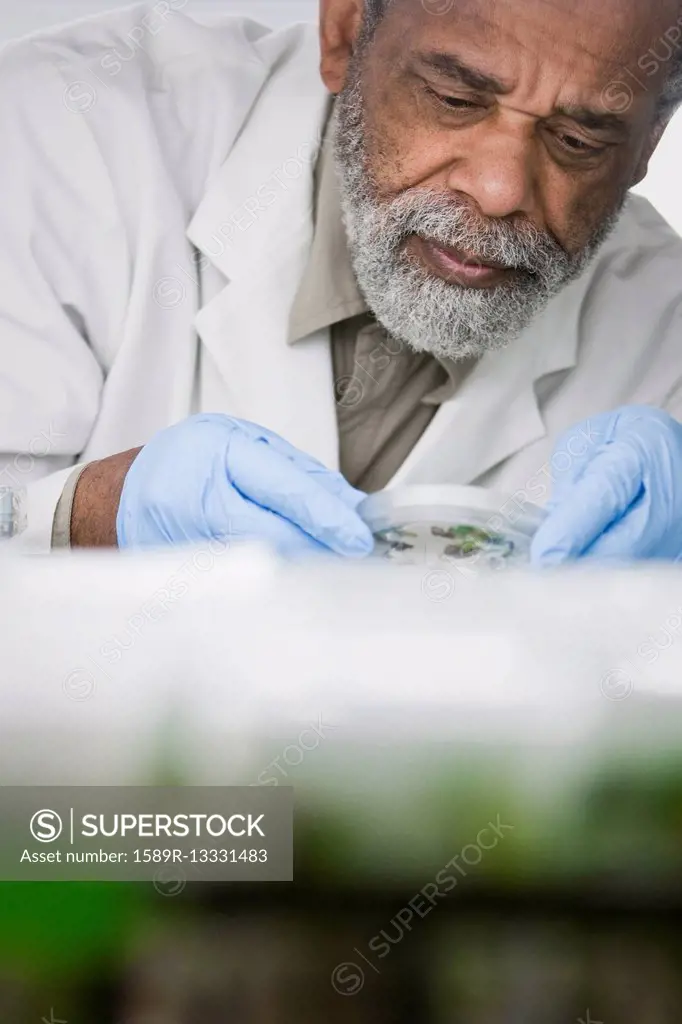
left=116, top=413, right=374, bottom=558
left=531, top=406, right=682, bottom=565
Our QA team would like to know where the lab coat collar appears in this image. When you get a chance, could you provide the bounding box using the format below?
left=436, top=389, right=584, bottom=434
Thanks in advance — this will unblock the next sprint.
left=186, top=32, right=329, bottom=286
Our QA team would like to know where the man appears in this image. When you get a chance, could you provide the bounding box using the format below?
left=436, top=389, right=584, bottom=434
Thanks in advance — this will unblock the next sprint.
left=3, top=0, right=682, bottom=561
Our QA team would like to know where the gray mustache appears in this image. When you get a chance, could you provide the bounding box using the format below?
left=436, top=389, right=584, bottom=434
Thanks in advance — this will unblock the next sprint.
left=377, top=191, right=568, bottom=275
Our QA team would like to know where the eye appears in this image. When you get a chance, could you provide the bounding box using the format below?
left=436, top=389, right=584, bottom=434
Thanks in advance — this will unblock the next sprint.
left=556, top=133, right=606, bottom=155
left=424, top=85, right=482, bottom=111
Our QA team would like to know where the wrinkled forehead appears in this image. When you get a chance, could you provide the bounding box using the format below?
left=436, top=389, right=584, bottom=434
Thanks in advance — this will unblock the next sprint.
left=382, top=0, right=681, bottom=70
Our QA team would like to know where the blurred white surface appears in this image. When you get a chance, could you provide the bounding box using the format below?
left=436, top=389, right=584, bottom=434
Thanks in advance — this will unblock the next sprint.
left=1, top=546, right=682, bottom=787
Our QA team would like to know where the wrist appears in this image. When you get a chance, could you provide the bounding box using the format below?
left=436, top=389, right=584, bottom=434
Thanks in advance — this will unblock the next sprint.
left=70, top=447, right=142, bottom=547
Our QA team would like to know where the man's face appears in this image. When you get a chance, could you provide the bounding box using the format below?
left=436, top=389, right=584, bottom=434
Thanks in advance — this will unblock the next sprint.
left=322, top=0, right=678, bottom=359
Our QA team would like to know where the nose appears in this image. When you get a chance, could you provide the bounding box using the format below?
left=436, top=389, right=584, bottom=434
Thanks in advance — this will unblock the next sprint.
left=447, top=119, right=536, bottom=221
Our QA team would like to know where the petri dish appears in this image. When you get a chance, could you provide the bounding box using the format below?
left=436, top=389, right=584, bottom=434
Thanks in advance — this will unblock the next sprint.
left=358, top=485, right=547, bottom=569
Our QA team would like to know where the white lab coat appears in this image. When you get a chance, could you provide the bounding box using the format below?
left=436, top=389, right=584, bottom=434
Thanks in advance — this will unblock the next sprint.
left=3, top=1, right=682, bottom=552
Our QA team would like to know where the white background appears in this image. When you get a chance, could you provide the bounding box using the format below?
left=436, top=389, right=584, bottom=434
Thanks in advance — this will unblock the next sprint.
left=1, top=0, right=681, bottom=233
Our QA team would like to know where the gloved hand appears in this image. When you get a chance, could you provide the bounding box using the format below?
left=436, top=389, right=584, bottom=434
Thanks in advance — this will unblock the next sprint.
left=116, top=413, right=374, bottom=558
left=530, top=406, right=682, bottom=565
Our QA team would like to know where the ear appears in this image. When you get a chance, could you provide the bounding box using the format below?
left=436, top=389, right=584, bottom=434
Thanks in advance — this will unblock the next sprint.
left=319, top=0, right=365, bottom=93
left=631, top=118, right=667, bottom=186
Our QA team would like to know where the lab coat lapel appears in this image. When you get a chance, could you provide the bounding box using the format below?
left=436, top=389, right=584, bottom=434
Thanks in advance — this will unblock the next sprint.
left=389, top=275, right=586, bottom=487
left=186, top=35, right=339, bottom=468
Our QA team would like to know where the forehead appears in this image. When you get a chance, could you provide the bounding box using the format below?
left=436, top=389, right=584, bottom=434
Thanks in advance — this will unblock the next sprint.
left=382, top=0, right=680, bottom=96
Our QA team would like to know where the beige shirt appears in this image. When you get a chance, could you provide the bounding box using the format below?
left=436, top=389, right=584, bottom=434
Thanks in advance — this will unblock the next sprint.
left=287, top=106, right=472, bottom=493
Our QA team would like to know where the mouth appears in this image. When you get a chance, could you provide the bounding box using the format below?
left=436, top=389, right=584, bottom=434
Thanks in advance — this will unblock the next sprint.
left=407, top=235, right=522, bottom=289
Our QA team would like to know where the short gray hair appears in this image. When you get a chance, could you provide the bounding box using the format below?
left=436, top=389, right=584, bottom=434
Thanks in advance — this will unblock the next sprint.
left=360, top=0, right=682, bottom=122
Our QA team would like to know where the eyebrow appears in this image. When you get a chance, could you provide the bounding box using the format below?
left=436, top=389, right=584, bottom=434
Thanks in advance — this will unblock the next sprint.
left=415, top=52, right=510, bottom=94
left=554, top=104, right=629, bottom=135
left=414, top=51, right=631, bottom=135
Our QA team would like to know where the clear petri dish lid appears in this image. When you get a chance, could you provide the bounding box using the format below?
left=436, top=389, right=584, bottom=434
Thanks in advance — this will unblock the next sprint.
left=358, top=484, right=547, bottom=542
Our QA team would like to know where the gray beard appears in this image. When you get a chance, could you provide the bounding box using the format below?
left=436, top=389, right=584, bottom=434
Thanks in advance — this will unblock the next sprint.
left=332, top=72, right=625, bottom=361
